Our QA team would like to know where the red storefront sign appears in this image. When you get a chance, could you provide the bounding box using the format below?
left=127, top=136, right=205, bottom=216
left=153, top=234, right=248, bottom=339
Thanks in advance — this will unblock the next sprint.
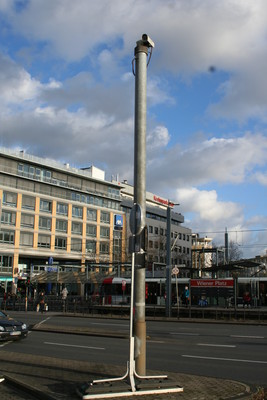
left=191, top=279, right=234, bottom=288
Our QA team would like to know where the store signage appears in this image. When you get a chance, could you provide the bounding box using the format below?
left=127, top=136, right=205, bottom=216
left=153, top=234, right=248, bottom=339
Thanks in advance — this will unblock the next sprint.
left=114, top=214, right=123, bottom=229
left=191, top=279, right=234, bottom=288
left=153, top=196, right=174, bottom=207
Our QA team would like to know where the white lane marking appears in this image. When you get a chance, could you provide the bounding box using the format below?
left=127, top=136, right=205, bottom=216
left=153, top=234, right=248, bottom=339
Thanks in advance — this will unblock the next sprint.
left=91, top=323, right=128, bottom=327
left=230, top=335, right=265, bottom=339
left=197, top=343, right=236, bottom=348
left=182, top=355, right=267, bottom=364
left=149, top=340, right=165, bottom=344
left=44, top=341, right=105, bottom=350
left=170, top=332, right=200, bottom=336
left=35, top=317, right=51, bottom=327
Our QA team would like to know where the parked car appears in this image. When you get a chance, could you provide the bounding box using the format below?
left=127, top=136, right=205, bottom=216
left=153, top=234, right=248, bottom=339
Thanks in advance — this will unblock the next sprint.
left=0, top=311, right=28, bottom=341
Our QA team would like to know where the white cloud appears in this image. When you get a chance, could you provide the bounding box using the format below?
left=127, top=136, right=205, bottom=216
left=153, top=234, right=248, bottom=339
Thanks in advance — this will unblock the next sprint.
left=0, top=54, right=41, bottom=107
left=147, top=132, right=267, bottom=192
left=176, top=187, right=242, bottom=224
left=254, top=171, right=267, bottom=186
left=2, top=1, right=267, bottom=122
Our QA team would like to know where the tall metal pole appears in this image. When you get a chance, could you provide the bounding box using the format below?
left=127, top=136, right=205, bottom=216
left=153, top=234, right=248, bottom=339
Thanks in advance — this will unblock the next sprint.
left=225, top=227, right=229, bottom=264
left=133, top=34, right=154, bottom=376
left=166, top=204, right=172, bottom=317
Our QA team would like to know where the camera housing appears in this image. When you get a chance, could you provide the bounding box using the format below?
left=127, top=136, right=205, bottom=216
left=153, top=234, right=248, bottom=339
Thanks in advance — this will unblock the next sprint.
left=142, top=34, right=155, bottom=48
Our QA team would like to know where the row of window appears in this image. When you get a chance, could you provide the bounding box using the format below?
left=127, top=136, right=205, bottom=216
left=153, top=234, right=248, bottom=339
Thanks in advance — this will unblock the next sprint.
left=148, top=225, right=190, bottom=241
left=17, top=162, right=120, bottom=204
left=148, top=240, right=190, bottom=254
left=2, top=192, right=112, bottom=221
left=0, top=230, right=118, bottom=254
left=2, top=189, right=119, bottom=215
left=147, top=254, right=191, bottom=266
left=0, top=213, right=110, bottom=237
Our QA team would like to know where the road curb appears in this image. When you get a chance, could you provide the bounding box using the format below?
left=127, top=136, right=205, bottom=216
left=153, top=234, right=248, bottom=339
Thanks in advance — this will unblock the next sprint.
left=3, top=374, right=57, bottom=400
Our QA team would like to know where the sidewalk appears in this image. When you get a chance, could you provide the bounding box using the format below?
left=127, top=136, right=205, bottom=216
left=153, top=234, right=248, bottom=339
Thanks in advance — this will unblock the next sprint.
left=0, top=350, right=254, bottom=400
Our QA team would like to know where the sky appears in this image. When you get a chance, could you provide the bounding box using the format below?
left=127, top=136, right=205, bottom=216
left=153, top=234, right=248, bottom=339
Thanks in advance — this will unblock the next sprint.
left=0, top=0, right=267, bottom=259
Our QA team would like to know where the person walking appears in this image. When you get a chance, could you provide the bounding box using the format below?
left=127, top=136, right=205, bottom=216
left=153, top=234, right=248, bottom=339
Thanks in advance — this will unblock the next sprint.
left=61, top=286, right=68, bottom=312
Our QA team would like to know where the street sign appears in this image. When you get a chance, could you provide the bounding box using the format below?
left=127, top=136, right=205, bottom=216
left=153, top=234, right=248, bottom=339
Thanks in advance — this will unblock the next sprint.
left=172, top=266, right=179, bottom=275
left=129, top=203, right=144, bottom=235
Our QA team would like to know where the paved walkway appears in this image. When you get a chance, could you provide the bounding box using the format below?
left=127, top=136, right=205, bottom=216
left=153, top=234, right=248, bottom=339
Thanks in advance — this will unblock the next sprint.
left=0, top=349, right=257, bottom=399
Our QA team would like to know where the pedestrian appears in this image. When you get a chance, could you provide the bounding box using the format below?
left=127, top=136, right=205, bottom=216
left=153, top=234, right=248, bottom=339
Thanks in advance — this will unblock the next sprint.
left=183, top=286, right=190, bottom=306
left=39, top=291, right=45, bottom=313
left=243, top=291, right=251, bottom=308
left=61, top=286, right=68, bottom=312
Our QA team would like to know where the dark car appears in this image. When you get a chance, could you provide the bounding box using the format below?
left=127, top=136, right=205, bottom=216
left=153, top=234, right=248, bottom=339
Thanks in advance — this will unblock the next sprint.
left=0, top=311, right=28, bottom=341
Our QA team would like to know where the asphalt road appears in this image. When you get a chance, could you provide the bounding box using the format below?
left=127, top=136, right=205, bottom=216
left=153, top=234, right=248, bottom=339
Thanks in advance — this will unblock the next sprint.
left=3, top=312, right=267, bottom=387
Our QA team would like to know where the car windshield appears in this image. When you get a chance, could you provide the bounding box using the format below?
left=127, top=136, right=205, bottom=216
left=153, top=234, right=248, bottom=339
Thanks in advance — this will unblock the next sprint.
left=0, top=311, right=7, bottom=318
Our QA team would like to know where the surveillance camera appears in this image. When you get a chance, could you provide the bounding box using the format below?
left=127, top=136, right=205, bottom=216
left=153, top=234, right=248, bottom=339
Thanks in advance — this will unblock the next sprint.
left=142, top=34, right=154, bottom=48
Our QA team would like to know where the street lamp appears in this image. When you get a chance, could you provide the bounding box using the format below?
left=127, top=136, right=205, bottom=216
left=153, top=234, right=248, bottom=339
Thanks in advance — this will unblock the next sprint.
left=165, top=201, right=179, bottom=317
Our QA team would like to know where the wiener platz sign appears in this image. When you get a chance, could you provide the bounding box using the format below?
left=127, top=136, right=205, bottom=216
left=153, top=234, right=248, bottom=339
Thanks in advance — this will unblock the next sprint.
left=191, top=279, right=234, bottom=288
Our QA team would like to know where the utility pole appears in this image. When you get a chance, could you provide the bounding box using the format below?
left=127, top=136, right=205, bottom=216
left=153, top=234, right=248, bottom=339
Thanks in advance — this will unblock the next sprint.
left=165, top=201, right=179, bottom=317
left=133, top=34, right=154, bottom=376
left=166, top=204, right=172, bottom=317
left=225, top=227, right=229, bottom=264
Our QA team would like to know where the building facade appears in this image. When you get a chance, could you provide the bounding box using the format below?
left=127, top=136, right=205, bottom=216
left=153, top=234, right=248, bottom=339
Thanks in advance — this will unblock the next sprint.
left=0, top=148, right=126, bottom=294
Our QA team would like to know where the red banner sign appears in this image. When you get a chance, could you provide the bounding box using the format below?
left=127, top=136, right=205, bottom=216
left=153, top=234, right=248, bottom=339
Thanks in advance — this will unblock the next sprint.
left=191, top=279, right=234, bottom=288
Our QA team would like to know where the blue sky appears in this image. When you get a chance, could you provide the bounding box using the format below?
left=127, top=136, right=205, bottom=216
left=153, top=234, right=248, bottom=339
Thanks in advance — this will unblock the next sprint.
left=0, top=0, right=267, bottom=258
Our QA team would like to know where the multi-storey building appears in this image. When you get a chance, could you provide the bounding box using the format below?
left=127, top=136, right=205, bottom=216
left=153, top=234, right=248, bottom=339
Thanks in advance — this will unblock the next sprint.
left=0, top=148, right=126, bottom=294
left=191, top=233, right=213, bottom=275
left=0, top=148, right=192, bottom=296
left=118, top=180, right=192, bottom=276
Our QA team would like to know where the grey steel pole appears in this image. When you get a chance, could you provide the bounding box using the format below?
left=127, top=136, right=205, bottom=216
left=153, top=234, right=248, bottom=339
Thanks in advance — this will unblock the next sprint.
left=225, top=227, right=229, bottom=264
left=133, top=35, right=153, bottom=376
left=166, top=204, right=172, bottom=317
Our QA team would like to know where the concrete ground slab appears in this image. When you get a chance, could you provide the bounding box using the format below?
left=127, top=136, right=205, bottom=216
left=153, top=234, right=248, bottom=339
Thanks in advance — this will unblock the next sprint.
left=0, top=350, right=254, bottom=400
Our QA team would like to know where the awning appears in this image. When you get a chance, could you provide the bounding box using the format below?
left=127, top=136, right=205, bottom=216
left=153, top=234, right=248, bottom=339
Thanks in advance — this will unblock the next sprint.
left=30, top=270, right=116, bottom=284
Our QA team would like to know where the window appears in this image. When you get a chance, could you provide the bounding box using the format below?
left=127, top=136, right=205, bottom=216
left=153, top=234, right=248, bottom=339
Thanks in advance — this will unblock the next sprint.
left=0, top=230, right=14, bottom=244
left=72, top=222, right=83, bottom=235
left=87, top=208, right=97, bottom=221
left=71, top=238, right=82, bottom=252
left=56, top=202, right=68, bottom=215
left=154, top=241, right=159, bottom=249
left=20, top=232, right=33, bottom=246
left=100, top=242, right=109, bottom=254
left=72, top=206, right=83, bottom=219
left=1, top=211, right=16, bottom=225
left=100, top=226, right=109, bottom=238
left=39, top=216, right=51, bottom=230
left=21, top=213, right=34, bottom=228
left=40, top=199, right=52, bottom=213
left=100, top=211, right=110, bottom=224
left=22, top=195, right=35, bottom=210
left=0, top=255, right=13, bottom=274
left=155, top=227, right=159, bottom=235
left=38, top=234, right=51, bottom=248
left=56, top=219, right=68, bottom=232
left=113, top=230, right=122, bottom=261
left=149, top=240, right=153, bottom=249
left=149, top=226, right=153, bottom=234
left=3, top=191, right=17, bottom=207
left=55, top=237, right=67, bottom=250
left=86, top=224, right=96, bottom=237
left=160, top=228, right=164, bottom=236
left=86, top=240, right=96, bottom=254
